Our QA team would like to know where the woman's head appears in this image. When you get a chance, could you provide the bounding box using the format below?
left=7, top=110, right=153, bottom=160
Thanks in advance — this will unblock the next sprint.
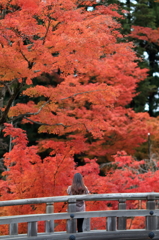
left=72, top=173, right=83, bottom=184
left=71, top=173, right=87, bottom=195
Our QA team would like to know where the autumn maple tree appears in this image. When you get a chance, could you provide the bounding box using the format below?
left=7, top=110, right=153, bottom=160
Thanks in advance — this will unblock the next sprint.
left=0, top=0, right=159, bottom=234
left=0, top=0, right=149, bottom=162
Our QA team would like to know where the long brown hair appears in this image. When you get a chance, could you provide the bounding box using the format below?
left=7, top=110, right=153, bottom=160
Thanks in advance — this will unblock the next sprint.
left=71, top=173, right=87, bottom=195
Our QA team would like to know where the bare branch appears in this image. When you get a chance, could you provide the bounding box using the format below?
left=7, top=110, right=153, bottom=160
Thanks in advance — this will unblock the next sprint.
left=19, top=48, right=34, bottom=69
left=3, top=83, right=13, bottom=96
left=6, top=88, right=106, bottom=128
left=42, top=19, right=51, bottom=45
left=11, top=89, right=105, bottom=123
left=0, top=78, right=26, bottom=125
left=11, top=100, right=50, bottom=122
left=0, top=78, right=18, bottom=87
left=100, top=162, right=114, bottom=169
left=1, top=34, right=12, bottom=46
left=61, top=89, right=104, bottom=101
left=23, top=117, right=71, bottom=128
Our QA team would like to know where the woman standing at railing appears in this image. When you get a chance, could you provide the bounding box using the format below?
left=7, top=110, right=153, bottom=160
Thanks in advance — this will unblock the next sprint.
left=67, top=173, right=89, bottom=232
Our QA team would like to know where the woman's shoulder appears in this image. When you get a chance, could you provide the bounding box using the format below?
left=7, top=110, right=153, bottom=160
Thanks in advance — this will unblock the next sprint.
left=67, top=185, right=72, bottom=195
left=85, top=186, right=89, bottom=194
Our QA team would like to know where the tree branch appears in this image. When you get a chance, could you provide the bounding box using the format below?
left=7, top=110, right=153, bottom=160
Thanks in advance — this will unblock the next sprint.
left=7, top=88, right=106, bottom=127
left=3, top=82, right=13, bottom=96
left=19, top=48, right=34, bottom=69
left=43, top=18, right=51, bottom=45
left=23, top=117, right=71, bottom=128
left=11, top=100, right=50, bottom=122
left=0, top=78, right=26, bottom=125
left=61, top=89, right=104, bottom=101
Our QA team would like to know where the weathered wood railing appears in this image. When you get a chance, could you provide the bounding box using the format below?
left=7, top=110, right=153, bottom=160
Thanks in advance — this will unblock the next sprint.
left=1, top=192, right=159, bottom=239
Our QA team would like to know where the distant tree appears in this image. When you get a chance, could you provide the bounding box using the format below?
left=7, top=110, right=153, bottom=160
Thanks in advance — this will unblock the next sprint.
left=105, top=0, right=159, bottom=116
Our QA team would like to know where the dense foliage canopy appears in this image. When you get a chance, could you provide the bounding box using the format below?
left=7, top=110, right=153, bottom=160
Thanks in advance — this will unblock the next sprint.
left=0, top=0, right=159, bottom=234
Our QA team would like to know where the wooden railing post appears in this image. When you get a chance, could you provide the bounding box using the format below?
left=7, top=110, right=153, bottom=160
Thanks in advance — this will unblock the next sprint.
left=67, top=198, right=76, bottom=233
left=107, top=216, right=116, bottom=231
left=83, top=218, right=90, bottom=231
left=106, top=203, right=117, bottom=234
left=9, top=223, right=18, bottom=235
left=27, top=222, right=37, bottom=237
left=45, top=202, right=54, bottom=233
left=157, top=200, right=159, bottom=229
left=117, top=199, right=126, bottom=230
left=146, top=195, right=157, bottom=231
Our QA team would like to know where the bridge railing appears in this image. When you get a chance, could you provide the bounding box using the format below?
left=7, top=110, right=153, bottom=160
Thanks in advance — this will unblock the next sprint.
left=0, top=192, right=159, bottom=239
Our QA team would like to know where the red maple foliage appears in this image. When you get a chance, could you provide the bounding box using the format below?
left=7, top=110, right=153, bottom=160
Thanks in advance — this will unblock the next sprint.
left=1, top=124, right=159, bottom=233
left=0, top=0, right=158, bottom=234
left=129, top=26, right=159, bottom=44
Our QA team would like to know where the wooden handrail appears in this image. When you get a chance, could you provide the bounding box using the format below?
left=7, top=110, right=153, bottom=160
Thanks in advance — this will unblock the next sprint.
left=0, top=209, right=158, bottom=225
left=0, top=192, right=158, bottom=207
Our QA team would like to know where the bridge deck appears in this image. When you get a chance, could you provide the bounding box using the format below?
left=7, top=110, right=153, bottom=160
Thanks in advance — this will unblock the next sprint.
left=0, top=193, right=159, bottom=240
left=0, top=230, right=159, bottom=240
